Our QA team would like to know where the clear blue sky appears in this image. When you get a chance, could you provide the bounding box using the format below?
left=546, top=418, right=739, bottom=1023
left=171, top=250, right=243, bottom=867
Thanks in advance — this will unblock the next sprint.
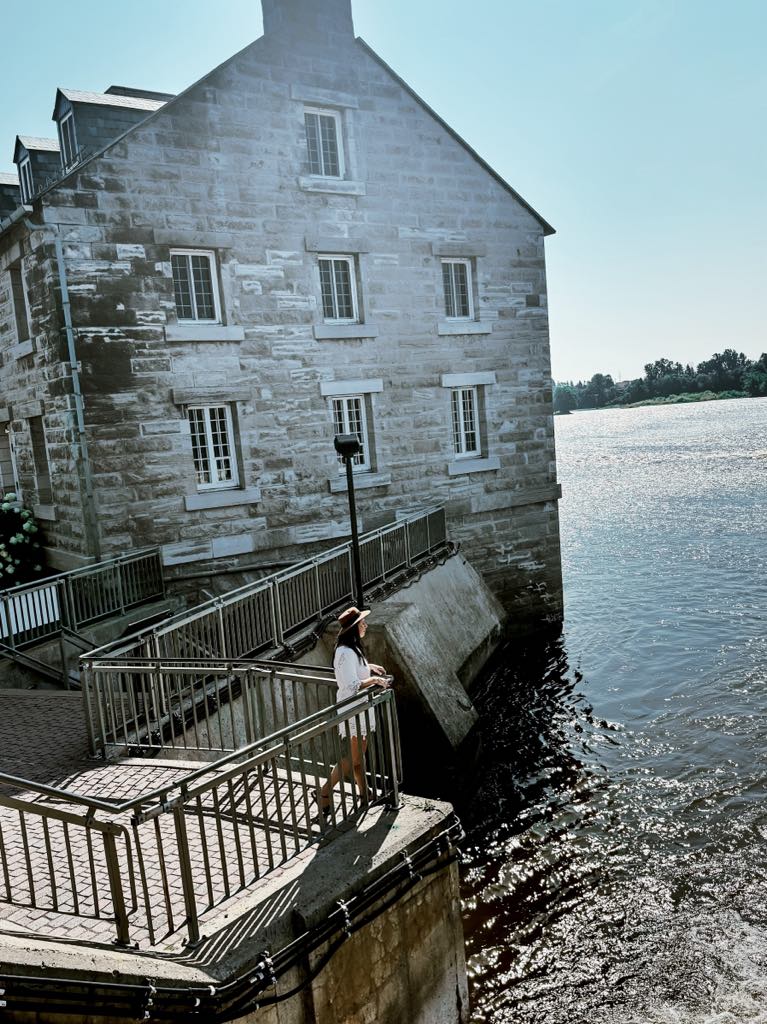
left=2, top=0, right=765, bottom=382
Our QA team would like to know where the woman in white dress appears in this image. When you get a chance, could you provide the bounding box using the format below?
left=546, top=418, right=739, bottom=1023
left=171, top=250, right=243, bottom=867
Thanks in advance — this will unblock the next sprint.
left=317, top=606, right=391, bottom=818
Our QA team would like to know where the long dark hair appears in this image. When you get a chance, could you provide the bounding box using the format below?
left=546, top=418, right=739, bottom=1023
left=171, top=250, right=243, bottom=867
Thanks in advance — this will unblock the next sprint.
left=335, top=622, right=367, bottom=663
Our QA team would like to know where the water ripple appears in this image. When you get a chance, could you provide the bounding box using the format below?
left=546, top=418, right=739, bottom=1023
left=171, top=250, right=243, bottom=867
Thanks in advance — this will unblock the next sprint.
left=460, top=398, right=767, bottom=1023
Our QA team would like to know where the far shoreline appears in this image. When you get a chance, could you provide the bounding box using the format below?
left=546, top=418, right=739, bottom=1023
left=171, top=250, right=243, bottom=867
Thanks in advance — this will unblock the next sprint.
left=557, top=390, right=764, bottom=414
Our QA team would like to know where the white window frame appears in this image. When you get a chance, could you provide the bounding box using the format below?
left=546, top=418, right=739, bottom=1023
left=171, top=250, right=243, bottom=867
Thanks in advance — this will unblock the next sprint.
left=18, top=157, right=33, bottom=204
left=304, top=107, right=345, bottom=179
left=170, top=249, right=222, bottom=325
left=58, top=111, right=78, bottom=171
left=9, top=262, right=31, bottom=345
left=451, top=386, right=481, bottom=459
left=442, top=258, right=474, bottom=320
left=318, top=255, right=359, bottom=324
left=331, top=394, right=371, bottom=474
left=187, top=404, right=240, bottom=491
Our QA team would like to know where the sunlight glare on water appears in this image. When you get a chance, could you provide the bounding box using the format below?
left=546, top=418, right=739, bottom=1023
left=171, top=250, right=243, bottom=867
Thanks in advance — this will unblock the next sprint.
left=460, top=398, right=767, bottom=1024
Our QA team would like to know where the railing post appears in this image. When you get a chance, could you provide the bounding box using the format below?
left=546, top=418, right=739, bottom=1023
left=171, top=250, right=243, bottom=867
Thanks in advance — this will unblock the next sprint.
left=271, top=582, right=284, bottom=645
left=384, top=694, right=400, bottom=810
left=81, top=662, right=102, bottom=756
left=115, top=557, right=126, bottom=616
left=172, top=804, right=200, bottom=946
left=216, top=602, right=227, bottom=659
left=313, top=562, right=323, bottom=618
left=157, top=549, right=167, bottom=599
left=102, top=830, right=131, bottom=946
left=57, top=578, right=71, bottom=633
left=1, top=592, right=15, bottom=651
left=380, top=533, right=386, bottom=582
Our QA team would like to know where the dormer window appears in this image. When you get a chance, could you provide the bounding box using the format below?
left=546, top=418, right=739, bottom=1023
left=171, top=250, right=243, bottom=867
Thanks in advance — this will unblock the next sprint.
left=18, top=158, right=33, bottom=204
left=58, top=111, right=78, bottom=171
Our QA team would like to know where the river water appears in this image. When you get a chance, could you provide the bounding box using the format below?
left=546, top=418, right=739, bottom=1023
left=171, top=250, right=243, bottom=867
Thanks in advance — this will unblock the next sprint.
left=460, top=397, right=767, bottom=1024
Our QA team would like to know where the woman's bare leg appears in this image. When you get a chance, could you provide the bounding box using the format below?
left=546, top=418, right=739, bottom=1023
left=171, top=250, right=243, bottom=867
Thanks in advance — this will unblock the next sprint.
left=319, top=735, right=368, bottom=806
left=320, top=757, right=350, bottom=805
left=351, top=736, right=369, bottom=801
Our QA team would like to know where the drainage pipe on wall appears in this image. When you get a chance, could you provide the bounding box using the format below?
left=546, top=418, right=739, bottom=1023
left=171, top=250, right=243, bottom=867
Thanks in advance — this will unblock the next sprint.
left=23, top=218, right=101, bottom=562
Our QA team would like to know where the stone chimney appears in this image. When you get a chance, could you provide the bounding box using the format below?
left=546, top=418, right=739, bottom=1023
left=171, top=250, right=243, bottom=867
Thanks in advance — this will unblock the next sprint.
left=261, top=0, right=355, bottom=42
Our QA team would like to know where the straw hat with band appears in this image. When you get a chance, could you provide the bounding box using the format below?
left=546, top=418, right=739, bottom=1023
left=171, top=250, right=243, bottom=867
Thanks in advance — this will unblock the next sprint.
left=337, top=606, right=370, bottom=634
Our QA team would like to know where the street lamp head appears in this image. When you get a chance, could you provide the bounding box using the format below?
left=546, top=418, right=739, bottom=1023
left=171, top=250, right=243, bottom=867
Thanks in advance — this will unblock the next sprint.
left=334, top=433, right=362, bottom=459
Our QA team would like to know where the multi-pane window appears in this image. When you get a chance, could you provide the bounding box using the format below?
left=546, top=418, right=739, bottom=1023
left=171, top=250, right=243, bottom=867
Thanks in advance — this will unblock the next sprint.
left=442, top=259, right=473, bottom=319
left=29, top=417, right=52, bottom=505
left=318, top=256, right=358, bottom=322
left=9, top=263, right=30, bottom=344
left=59, top=112, right=78, bottom=170
left=18, top=158, right=33, bottom=204
left=171, top=250, right=220, bottom=323
left=451, top=387, right=480, bottom=458
left=332, top=395, right=370, bottom=472
left=304, top=108, right=343, bottom=178
left=0, top=428, right=17, bottom=497
left=187, top=406, right=239, bottom=490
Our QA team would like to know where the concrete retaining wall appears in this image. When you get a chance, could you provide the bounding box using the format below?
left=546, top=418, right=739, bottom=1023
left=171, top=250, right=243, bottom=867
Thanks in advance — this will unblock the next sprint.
left=0, top=800, right=468, bottom=1024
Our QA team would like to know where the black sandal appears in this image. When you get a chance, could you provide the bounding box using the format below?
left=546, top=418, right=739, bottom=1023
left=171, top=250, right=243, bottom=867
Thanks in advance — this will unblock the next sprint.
left=311, top=791, right=331, bottom=824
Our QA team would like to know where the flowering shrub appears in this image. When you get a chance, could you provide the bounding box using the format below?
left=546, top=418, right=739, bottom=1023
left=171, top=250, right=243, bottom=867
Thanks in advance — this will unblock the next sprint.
left=0, top=494, right=45, bottom=587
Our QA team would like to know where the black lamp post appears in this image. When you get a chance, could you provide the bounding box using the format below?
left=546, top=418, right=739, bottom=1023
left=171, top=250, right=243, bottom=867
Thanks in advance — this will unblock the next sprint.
left=334, top=432, right=365, bottom=609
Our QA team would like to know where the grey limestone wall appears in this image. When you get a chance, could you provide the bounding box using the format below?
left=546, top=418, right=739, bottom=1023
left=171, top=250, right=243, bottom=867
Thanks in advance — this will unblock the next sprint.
left=0, top=16, right=562, bottom=620
left=0, top=224, right=91, bottom=568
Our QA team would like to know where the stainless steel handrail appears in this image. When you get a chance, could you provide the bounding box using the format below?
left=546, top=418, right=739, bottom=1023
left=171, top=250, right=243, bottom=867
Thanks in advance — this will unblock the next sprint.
left=0, top=688, right=400, bottom=947
left=85, top=506, right=447, bottom=663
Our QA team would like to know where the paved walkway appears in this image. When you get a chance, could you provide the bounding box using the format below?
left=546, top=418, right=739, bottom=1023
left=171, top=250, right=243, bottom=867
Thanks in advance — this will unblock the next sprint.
left=0, top=690, right=350, bottom=951
left=0, top=690, right=90, bottom=785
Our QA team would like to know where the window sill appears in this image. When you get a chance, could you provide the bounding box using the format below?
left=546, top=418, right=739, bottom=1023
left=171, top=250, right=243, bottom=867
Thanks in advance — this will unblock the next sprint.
left=33, top=503, right=57, bottom=521
left=437, top=321, right=493, bottom=336
left=314, top=323, right=379, bottom=340
left=298, top=176, right=366, bottom=196
left=328, top=472, right=391, bottom=494
left=12, top=339, right=35, bottom=359
left=165, top=325, right=245, bottom=343
left=447, top=456, right=501, bottom=476
left=184, top=486, right=262, bottom=511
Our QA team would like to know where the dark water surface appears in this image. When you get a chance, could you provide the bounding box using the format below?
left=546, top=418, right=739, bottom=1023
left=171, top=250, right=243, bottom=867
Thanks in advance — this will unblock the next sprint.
left=460, top=398, right=767, bottom=1023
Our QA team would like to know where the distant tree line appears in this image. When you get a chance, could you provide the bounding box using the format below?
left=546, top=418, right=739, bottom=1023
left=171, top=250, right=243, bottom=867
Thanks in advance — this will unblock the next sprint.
left=555, top=349, right=767, bottom=412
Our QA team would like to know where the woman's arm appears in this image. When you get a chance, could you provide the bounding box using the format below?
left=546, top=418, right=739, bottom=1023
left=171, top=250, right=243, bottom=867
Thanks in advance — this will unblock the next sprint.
left=368, top=663, right=386, bottom=675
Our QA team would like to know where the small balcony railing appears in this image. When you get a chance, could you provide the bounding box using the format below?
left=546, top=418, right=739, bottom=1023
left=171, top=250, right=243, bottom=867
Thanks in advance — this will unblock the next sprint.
left=0, top=547, right=165, bottom=650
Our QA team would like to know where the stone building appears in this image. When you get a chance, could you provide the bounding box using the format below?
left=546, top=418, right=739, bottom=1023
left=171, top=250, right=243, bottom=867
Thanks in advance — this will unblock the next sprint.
left=0, top=0, right=562, bottom=624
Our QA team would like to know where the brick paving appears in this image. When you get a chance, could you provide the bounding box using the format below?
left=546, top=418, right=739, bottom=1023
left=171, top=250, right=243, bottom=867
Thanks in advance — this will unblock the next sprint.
left=0, top=689, right=358, bottom=951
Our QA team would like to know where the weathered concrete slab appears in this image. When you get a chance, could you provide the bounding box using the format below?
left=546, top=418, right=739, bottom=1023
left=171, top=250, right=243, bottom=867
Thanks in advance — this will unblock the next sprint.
left=328, top=554, right=504, bottom=752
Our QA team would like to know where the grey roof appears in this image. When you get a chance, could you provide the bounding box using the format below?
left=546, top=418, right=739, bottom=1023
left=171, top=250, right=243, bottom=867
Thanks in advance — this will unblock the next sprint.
left=0, top=172, right=19, bottom=186
left=59, top=88, right=167, bottom=112
left=17, top=136, right=60, bottom=152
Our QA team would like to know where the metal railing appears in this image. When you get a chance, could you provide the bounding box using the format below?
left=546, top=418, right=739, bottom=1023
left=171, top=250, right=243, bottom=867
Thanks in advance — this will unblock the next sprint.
left=0, top=686, right=401, bottom=948
left=0, top=548, right=165, bottom=650
left=86, top=506, right=447, bottom=665
left=81, top=658, right=338, bottom=756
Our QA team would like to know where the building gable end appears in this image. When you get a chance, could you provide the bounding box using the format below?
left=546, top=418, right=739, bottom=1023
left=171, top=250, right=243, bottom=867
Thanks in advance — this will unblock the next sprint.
left=355, top=38, right=555, bottom=236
